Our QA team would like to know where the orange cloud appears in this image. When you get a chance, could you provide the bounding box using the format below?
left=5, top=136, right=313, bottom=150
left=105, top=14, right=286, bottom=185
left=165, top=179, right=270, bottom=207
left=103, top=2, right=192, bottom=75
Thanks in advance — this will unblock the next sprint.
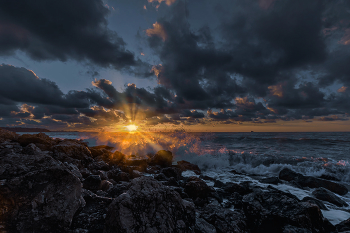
left=146, top=22, right=167, bottom=41
left=339, top=28, right=350, bottom=45
left=268, top=83, right=284, bottom=97
left=338, top=86, right=348, bottom=92
left=148, top=0, right=177, bottom=6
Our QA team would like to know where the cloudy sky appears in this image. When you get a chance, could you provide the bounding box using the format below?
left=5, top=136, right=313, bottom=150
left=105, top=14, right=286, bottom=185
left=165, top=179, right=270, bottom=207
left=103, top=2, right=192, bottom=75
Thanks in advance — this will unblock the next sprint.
left=1, top=0, right=350, bottom=132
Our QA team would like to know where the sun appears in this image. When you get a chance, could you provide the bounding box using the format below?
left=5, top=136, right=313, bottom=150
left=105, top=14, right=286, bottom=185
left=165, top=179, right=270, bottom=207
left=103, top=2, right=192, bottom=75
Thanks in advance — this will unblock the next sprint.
left=125, top=124, right=138, bottom=132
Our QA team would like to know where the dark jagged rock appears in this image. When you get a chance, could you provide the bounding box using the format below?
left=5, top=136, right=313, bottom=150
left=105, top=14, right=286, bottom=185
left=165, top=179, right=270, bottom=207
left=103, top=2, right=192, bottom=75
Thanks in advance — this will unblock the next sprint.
left=302, top=196, right=328, bottom=210
left=155, top=172, right=169, bottom=181
left=184, top=176, right=213, bottom=199
left=108, top=151, right=126, bottom=165
left=279, top=168, right=348, bottom=195
left=71, top=189, right=112, bottom=232
left=336, top=217, right=350, bottom=232
left=148, top=150, right=173, bottom=167
left=259, top=176, right=281, bottom=185
left=200, top=175, right=216, bottom=181
left=312, top=187, right=349, bottom=207
left=100, top=180, right=113, bottom=191
left=106, top=182, right=131, bottom=198
left=89, top=145, right=114, bottom=158
left=16, top=132, right=56, bottom=151
left=242, top=189, right=336, bottom=233
left=124, top=158, right=148, bottom=172
left=0, top=128, right=17, bottom=143
left=222, top=181, right=253, bottom=196
left=83, top=175, right=102, bottom=191
left=104, top=176, right=196, bottom=233
left=282, top=225, right=312, bottom=233
left=199, top=203, right=248, bottom=233
left=214, top=179, right=225, bottom=188
left=195, top=217, right=217, bottom=233
left=161, top=167, right=182, bottom=180
left=177, top=160, right=201, bottom=175
left=88, top=160, right=110, bottom=171
left=53, top=140, right=93, bottom=168
left=108, top=171, right=130, bottom=182
left=319, top=174, right=340, bottom=182
left=0, top=151, right=83, bottom=232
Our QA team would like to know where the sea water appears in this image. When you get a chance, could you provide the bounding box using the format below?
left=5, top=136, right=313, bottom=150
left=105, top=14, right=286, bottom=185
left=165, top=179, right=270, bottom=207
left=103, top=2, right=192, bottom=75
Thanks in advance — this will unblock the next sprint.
left=19, top=131, right=350, bottom=224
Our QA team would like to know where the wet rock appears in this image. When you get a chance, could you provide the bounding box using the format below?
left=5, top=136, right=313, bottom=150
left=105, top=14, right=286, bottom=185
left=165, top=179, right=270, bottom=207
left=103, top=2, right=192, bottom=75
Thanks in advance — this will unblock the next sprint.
left=100, top=180, right=113, bottom=191
left=177, top=160, right=201, bottom=175
left=104, top=176, right=196, bottom=233
left=146, top=165, right=161, bottom=174
left=0, top=151, right=83, bottom=232
left=195, top=217, right=217, bottom=233
left=16, top=132, right=55, bottom=151
left=222, top=181, right=253, bottom=196
left=131, top=170, right=143, bottom=179
left=259, top=176, right=281, bottom=185
left=106, top=182, right=131, bottom=198
left=279, top=168, right=348, bottom=195
left=214, top=179, right=225, bottom=188
left=242, top=189, right=335, bottom=233
left=302, top=196, right=328, bottom=210
left=107, top=151, right=126, bottom=165
left=148, top=150, right=173, bottom=167
left=335, top=217, right=350, bottom=232
left=22, top=143, right=42, bottom=155
left=312, top=187, right=349, bottom=207
left=199, top=203, right=248, bottom=233
left=184, top=176, right=213, bottom=199
left=83, top=175, right=102, bottom=191
left=200, top=175, right=216, bottom=182
left=161, top=167, right=182, bottom=180
left=0, top=128, right=17, bottom=143
left=155, top=173, right=169, bottom=181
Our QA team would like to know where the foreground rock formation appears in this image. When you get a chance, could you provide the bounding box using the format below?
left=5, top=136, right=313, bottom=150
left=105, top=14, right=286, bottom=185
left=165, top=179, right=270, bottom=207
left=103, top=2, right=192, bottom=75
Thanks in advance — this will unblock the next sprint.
left=0, top=128, right=349, bottom=233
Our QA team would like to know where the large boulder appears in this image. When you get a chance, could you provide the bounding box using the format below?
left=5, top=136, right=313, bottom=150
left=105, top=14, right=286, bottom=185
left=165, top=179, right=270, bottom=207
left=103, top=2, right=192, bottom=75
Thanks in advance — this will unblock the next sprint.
left=279, top=168, right=348, bottom=195
left=16, top=132, right=56, bottom=151
left=0, top=151, right=83, bottom=232
left=0, top=128, right=17, bottom=143
left=104, top=176, right=196, bottom=233
left=148, top=150, right=173, bottom=167
left=184, top=176, right=213, bottom=199
left=177, top=160, right=201, bottom=175
left=53, top=140, right=93, bottom=167
left=312, top=187, right=348, bottom=207
left=242, top=188, right=335, bottom=233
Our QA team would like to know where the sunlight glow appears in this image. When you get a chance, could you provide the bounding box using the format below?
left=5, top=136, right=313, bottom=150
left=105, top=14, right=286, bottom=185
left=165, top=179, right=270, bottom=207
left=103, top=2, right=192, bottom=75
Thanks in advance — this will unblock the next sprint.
left=126, top=124, right=138, bottom=132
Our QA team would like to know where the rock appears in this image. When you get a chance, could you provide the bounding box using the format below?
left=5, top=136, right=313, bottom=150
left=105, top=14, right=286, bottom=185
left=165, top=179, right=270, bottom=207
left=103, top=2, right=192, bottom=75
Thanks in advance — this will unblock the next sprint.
left=83, top=175, right=102, bottom=191
left=200, top=175, right=216, bottom=181
left=259, top=176, right=281, bottom=185
left=104, top=176, right=196, bottom=233
left=22, top=143, right=42, bottom=155
left=199, top=203, right=248, bottom=233
left=88, top=160, right=110, bottom=171
left=16, top=132, right=55, bottom=151
left=222, top=181, right=252, bottom=196
left=335, top=217, right=350, bottom=232
left=0, top=128, right=17, bottom=143
left=53, top=140, right=93, bottom=167
left=100, top=180, right=113, bottom=191
left=242, top=189, right=336, bottom=233
left=107, top=171, right=130, bottom=182
left=312, top=187, right=348, bottom=207
left=177, top=160, right=201, bottom=175
left=0, top=151, right=83, bottom=232
left=109, top=151, right=126, bottom=165
left=302, top=196, right=328, bottom=210
left=282, top=225, right=312, bottom=233
left=279, top=168, right=348, bottom=195
left=124, top=158, right=148, bottom=172
left=106, top=183, right=131, bottom=198
left=146, top=165, right=161, bottom=174
left=89, top=145, right=114, bottom=158
left=214, top=179, right=225, bottom=188
left=195, top=217, right=217, bottom=233
left=155, top=173, right=169, bottom=181
left=319, top=174, right=340, bottom=182
left=161, top=167, right=182, bottom=180
left=148, top=150, right=173, bottom=167
left=71, top=189, right=112, bottom=232
left=184, top=176, right=213, bottom=199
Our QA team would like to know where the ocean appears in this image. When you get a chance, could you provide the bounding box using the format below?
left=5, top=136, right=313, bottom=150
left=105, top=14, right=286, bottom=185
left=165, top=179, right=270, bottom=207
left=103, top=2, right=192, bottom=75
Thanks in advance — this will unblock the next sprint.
left=18, top=131, right=350, bottom=225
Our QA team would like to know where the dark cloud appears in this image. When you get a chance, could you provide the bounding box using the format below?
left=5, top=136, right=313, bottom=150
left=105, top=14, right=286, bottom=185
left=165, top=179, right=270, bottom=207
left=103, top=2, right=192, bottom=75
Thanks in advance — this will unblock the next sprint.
left=0, top=0, right=137, bottom=69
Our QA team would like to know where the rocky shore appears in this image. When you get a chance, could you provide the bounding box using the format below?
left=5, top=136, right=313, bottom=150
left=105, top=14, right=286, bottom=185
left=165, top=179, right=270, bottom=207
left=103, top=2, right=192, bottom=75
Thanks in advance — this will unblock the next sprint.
left=1, top=128, right=350, bottom=233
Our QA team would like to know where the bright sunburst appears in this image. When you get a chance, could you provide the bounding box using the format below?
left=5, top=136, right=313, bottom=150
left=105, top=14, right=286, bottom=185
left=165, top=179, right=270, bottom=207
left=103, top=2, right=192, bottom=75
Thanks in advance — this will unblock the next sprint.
left=125, top=124, right=138, bottom=132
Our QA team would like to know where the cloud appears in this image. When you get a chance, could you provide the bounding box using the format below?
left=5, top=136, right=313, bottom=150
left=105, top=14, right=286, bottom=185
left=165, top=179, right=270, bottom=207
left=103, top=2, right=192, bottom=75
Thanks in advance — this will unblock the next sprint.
left=0, top=0, right=137, bottom=69
left=146, top=22, right=168, bottom=41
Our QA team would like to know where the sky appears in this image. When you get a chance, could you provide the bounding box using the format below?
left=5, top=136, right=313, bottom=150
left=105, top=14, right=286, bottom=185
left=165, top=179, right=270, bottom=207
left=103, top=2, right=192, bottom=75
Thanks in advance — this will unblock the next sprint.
left=1, top=0, right=350, bottom=132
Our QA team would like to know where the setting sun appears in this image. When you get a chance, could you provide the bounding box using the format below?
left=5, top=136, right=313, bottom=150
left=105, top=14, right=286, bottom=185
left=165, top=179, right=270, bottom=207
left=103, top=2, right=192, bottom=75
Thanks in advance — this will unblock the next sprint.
left=126, top=124, right=138, bottom=132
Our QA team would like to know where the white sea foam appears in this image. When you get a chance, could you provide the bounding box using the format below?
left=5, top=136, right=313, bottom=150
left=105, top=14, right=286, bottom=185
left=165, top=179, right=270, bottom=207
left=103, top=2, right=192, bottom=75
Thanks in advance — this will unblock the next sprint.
left=322, top=209, right=350, bottom=225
